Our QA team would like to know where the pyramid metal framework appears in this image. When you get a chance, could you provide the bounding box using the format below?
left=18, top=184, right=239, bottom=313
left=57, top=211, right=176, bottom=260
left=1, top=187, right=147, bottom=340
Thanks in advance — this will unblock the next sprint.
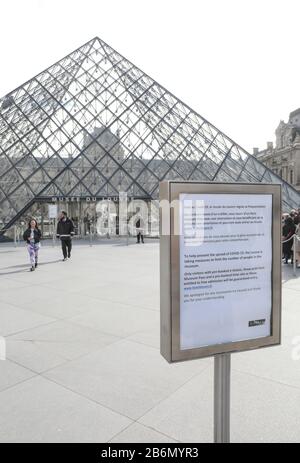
left=0, top=36, right=299, bottom=232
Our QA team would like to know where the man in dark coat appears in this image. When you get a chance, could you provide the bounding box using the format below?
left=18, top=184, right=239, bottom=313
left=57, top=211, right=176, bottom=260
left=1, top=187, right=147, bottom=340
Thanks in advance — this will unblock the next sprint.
left=56, top=211, right=75, bottom=261
left=282, top=216, right=296, bottom=264
left=136, top=218, right=144, bottom=244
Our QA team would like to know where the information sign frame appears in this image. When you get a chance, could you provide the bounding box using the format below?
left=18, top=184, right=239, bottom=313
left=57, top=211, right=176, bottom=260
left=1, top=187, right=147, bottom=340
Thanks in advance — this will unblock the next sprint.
left=160, top=181, right=281, bottom=362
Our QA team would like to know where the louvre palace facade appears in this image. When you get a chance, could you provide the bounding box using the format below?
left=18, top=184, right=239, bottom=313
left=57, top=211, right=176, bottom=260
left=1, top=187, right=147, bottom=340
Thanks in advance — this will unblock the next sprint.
left=254, top=108, right=300, bottom=194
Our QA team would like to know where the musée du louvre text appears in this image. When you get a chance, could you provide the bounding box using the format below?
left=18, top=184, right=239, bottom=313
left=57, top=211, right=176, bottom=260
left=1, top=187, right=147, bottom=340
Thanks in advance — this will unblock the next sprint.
left=50, top=196, right=134, bottom=203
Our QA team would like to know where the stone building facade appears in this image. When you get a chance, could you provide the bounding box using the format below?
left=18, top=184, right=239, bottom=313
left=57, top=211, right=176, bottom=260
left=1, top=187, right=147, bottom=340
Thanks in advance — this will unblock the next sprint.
left=253, top=108, right=300, bottom=193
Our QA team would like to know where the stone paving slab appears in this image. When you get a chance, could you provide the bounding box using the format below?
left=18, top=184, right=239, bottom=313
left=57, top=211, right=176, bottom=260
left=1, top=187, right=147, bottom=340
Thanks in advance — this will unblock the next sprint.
left=109, top=422, right=178, bottom=443
left=0, top=376, right=131, bottom=443
left=7, top=320, right=120, bottom=373
left=43, top=339, right=209, bottom=420
left=0, top=358, right=35, bottom=392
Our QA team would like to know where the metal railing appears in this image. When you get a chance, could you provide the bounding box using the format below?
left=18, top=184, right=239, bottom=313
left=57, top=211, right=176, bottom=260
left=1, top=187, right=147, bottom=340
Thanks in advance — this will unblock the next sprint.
left=0, top=224, right=155, bottom=248
left=0, top=225, right=24, bottom=247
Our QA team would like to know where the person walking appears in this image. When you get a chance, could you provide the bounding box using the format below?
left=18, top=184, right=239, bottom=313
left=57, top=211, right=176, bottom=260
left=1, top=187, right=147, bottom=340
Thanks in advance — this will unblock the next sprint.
left=136, top=218, right=144, bottom=244
left=282, top=216, right=296, bottom=264
left=56, top=211, right=75, bottom=261
left=23, top=218, right=41, bottom=271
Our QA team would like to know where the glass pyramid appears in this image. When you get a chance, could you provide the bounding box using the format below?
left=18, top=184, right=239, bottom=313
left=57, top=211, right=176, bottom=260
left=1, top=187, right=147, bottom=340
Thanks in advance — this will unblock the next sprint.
left=0, top=36, right=299, bottom=232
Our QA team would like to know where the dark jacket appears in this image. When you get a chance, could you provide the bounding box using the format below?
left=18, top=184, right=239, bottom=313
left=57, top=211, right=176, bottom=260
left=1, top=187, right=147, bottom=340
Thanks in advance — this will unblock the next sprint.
left=23, top=228, right=42, bottom=244
left=282, top=218, right=296, bottom=254
left=56, top=218, right=75, bottom=238
left=136, top=219, right=144, bottom=230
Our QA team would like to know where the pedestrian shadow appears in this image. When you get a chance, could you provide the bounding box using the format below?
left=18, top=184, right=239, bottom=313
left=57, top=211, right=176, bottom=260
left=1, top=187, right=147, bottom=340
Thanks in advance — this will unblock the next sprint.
left=0, top=268, right=29, bottom=276
left=0, top=259, right=62, bottom=274
left=1, top=263, right=32, bottom=270
left=0, top=250, right=18, bottom=254
left=35, top=260, right=62, bottom=267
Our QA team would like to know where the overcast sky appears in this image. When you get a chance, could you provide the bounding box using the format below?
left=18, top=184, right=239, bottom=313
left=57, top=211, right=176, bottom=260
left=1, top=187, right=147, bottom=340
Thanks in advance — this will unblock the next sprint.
left=0, top=0, right=299, bottom=152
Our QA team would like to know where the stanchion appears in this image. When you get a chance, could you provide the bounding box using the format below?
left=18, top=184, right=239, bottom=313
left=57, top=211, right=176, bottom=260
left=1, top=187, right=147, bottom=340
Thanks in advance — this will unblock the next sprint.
left=293, top=234, right=296, bottom=277
left=14, top=225, right=17, bottom=247
left=214, top=353, right=231, bottom=443
left=295, top=234, right=300, bottom=274
left=282, top=234, right=298, bottom=276
left=52, top=219, right=56, bottom=247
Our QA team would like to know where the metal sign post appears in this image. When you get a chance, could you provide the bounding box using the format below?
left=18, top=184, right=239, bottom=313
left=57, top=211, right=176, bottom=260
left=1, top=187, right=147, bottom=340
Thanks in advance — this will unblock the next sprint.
left=214, top=354, right=231, bottom=443
left=14, top=225, right=17, bottom=247
left=52, top=218, right=57, bottom=247
left=126, top=224, right=129, bottom=246
left=119, top=191, right=128, bottom=245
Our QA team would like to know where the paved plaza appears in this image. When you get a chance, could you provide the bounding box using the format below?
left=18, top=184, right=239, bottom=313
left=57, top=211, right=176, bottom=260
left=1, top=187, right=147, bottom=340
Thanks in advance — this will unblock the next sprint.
left=0, top=238, right=300, bottom=443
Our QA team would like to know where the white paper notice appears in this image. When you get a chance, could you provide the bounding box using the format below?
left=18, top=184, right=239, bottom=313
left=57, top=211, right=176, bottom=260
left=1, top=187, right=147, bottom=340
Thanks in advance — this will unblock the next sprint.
left=48, top=204, right=58, bottom=219
left=179, top=193, right=272, bottom=350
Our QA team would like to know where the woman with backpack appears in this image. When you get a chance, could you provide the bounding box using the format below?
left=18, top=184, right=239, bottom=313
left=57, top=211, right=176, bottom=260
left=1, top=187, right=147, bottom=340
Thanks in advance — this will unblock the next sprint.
left=23, top=218, right=42, bottom=271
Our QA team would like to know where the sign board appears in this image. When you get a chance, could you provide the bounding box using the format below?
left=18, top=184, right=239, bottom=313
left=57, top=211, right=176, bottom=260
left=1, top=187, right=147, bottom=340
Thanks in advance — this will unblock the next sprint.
left=160, top=181, right=281, bottom=362
left=119, top=191, right=128, bottom=201
left=48, top=204, right=58, bottom=219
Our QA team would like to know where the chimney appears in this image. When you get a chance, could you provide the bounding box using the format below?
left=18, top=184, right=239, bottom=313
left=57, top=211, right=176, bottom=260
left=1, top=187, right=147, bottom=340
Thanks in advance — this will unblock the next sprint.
left=267, top=141, right=273, bottom=151
left=253, top=147, right=259, bottom=156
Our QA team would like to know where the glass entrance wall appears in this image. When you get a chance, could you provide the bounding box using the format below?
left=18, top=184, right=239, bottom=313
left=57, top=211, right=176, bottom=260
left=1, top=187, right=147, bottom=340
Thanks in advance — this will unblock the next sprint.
left=12, top=198, right=159, bottom=240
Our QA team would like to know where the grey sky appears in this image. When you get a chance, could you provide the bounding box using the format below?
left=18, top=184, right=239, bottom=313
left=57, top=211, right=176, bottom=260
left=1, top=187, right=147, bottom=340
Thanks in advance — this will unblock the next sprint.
left=0, top=0, right=298, bottom=152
